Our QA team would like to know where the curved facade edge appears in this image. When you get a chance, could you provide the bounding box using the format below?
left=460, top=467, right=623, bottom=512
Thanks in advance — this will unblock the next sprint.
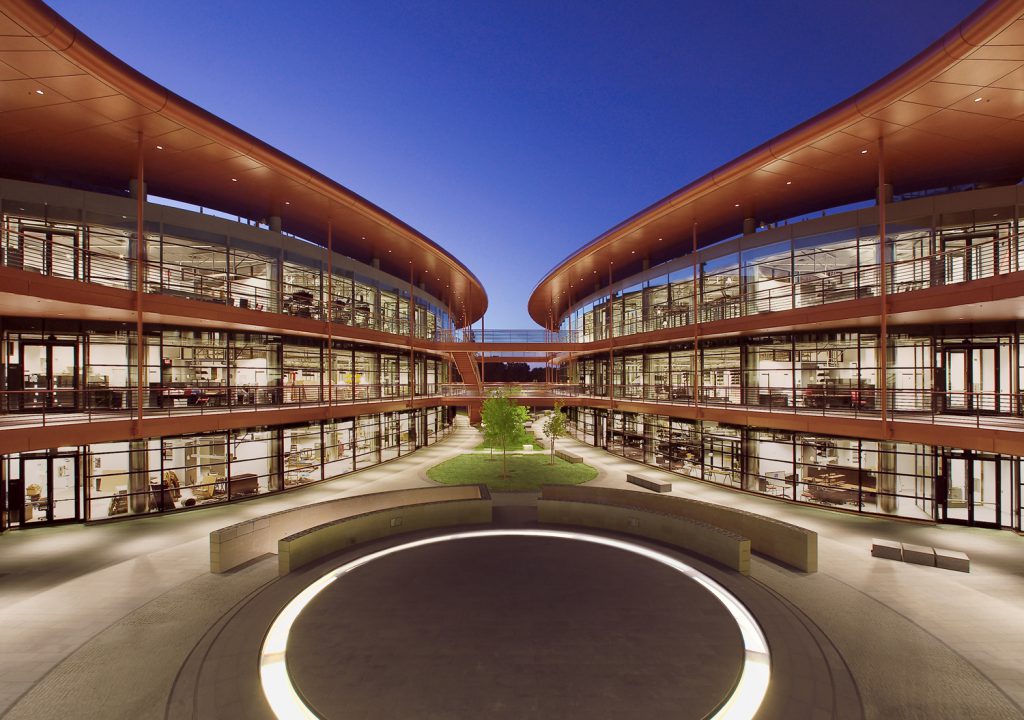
left=528, top=0, right=1024, bottom=326
left=3, top=0, right=487, bottom=325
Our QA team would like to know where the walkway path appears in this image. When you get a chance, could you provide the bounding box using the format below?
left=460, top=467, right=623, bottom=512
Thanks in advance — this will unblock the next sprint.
left=536, top=419, right=1024, bottom=716
left=1, top=415, right=1022, bottom=719
left=0, top=419, right=481, bottom=717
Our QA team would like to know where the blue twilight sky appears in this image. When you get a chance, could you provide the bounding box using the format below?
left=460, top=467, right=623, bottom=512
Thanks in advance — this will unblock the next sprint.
left=50, top=0, right=981, bottom=328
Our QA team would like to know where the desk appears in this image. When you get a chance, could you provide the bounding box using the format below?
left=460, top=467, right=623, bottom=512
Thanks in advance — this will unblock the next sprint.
left=804, top=466, right=877, bottom=504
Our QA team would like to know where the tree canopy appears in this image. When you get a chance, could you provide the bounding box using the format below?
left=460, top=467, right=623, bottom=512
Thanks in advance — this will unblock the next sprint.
left=542, top=403, right=568, bottom=465
left=480, top=387, right=528, bottom=478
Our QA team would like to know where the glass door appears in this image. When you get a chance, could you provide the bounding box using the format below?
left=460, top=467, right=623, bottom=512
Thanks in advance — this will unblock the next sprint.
left=19, top=453, right=80, bottom=525
left=381, top=356, right=399, bottom=397
left=20, top=342, right=79, bottom=411
left=942, top=451, right=1003, bottom=527
left=942, top=346, right=998, bottom=414
left=14, top=224, right=80, bottom=279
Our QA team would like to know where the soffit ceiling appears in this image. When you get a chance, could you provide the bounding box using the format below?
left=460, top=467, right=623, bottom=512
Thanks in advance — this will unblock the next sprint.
left=529, top=0, right=1024, bottom=327
left=0, top=0, right=487, bottom=326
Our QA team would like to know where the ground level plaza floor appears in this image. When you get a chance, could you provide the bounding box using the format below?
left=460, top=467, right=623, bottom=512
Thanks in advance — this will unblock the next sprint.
left=0, top=420, right=1021, bottom=718
left=566, top=406, right=1024, bottom=532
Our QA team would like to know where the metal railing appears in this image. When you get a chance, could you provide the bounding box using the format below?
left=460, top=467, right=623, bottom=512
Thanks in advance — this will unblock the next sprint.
left=437, top=382, right=1024, bottom=431
left=0, top=224, right=444, bottom=340
left=564, top=231, right=1021, bottom=342
left=0, top=382, right=445, bottom=429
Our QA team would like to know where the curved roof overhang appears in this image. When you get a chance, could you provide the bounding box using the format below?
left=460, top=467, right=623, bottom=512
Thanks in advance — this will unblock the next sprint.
left=0, top=0, right=487, bottom=326
left=529, top=0, right=1024, bottom=328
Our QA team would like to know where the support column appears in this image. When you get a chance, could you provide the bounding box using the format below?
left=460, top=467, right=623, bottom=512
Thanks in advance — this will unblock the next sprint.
left=133, top=137, right=146, bottom=428
left=877, top=138, right=890, bottom=435
left=408, top=264, right=416, bottom=405
left=692, top=222, right=701, bottom=411
left=608, top=264, right=614, bottom=410
left=326, top=218, right=333, bottom=406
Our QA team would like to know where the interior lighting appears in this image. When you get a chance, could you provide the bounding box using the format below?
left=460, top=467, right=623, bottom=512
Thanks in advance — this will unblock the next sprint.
left=734, top=203, right=740, bottom=207
left=974, top=97, right=983, bottom=102
left=155, top=145, right=163, bottom=150
left=785, top=181, right=792, bottom=185
left=34, top=89, right=44, bottom=95
left=259, top=529, right=771, bottom=720
left=231, top=178, right=238, bottom=182
left=860, top=149, right=868, bottom=154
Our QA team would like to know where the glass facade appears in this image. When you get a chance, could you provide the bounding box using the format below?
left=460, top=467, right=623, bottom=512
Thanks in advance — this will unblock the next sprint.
left=562, top=193, right=1022, bottom=342
left=566, top=406, right=1020, bottom=530
left=567, top=328, right=1022, bottom=422
left=0, top=321, right=448, bottom=415
left=0, top=181, right=453, bottom=340
left=1, top=408, right=451, bottom=527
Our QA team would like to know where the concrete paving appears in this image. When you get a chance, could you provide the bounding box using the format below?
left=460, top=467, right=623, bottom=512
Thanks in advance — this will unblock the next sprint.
left=0, top=415, right=1022, bottom=719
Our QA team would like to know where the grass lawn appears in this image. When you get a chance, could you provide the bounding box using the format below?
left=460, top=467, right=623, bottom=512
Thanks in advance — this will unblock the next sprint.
left=427, top=452, right=597, bottom=492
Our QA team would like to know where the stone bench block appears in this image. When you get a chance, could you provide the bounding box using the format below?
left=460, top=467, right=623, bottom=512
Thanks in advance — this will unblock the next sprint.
left=871, top=538, right=903, bottom=561
left=901, top=543, right=936, bottom=567
left=934, top=547, right=970, bottom=573
left=554, top=449, right=582, bottom=463
left=627, top=474, right=672, bottom=493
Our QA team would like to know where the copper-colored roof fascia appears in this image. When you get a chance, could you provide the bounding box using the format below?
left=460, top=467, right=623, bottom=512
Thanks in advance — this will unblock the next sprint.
left=5, top=0, right=488, bottom=325
left=528, top=0, right=1023, bottom=326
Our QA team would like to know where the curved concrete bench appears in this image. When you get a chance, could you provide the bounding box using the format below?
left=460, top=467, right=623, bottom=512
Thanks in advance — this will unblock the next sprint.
left=278, top=495, right=492, bottom=575
left=540, top=485, right=817, bottom=573
left=538, top=496, right=750, bottom=574
left=210, top=486, right=491, bottom=573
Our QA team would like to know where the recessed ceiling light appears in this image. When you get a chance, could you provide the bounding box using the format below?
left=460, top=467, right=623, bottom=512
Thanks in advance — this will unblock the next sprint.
left=786, top=181, right=792, bottom=185
left=155, top=145, right=163, bottom=150
left=734, top=203, right=740, bottom=207
left=631, top=250, right=635, bottom=254
left=974, top=97, right=983, bottom=102
left=285, top=201, right=290, bottom=205
left=860, top=149, right=868, bottom=154
left=34, top=89, right=44, bottom=95
left=231, top=178, right=238, bottom=182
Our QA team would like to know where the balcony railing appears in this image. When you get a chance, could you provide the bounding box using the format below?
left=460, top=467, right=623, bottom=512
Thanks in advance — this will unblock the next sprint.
left=0, top=224, right=443, bottom=339
left=439, top=382, right=1024, bottom=432
left=0, top=383, right=445, bottom=430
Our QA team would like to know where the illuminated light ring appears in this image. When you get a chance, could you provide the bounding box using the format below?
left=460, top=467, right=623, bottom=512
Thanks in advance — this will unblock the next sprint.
left=260, top=529, right=771, bottom=720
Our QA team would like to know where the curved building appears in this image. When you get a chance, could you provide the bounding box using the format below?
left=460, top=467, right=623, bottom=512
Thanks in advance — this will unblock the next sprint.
left=0, top=0, right=486, bottom=529
left=530, top=0, right=1024, bottom=532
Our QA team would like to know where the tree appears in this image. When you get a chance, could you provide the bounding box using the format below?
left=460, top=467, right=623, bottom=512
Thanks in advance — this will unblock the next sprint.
left=481, top=387, right=526, bottom=478
left=542, top=403, right=568, bottom=465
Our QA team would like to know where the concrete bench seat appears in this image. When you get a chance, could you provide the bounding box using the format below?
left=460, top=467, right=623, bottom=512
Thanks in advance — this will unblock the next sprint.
left=901, top=543, right=936, bottom=567
left=540, top=485, right=817, bottom=573
left=278, top=493, right=492, bottom=575
left=627, top=473, right=672, bottom=493
left=934, top=547, right=970, bottom=573
left=871, top=538, right=903, bottom=561
left=871, top=540, right=970, bottom=573
left=210, top=485, right=491, bottom=573
left=554, top=448, right=583, bottom=463
left=538, top=495, right=750, bottom=574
